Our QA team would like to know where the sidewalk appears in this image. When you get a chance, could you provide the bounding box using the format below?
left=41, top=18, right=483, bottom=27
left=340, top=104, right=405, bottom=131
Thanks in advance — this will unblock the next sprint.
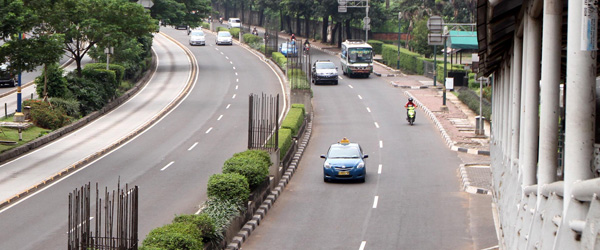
left=296, top=34, right=492, bottom=194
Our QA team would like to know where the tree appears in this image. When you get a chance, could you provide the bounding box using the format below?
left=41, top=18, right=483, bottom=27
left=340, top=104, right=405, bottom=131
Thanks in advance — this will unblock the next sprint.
left=44, top=0, right=158, bottom=76
left=152, top=0, right=211, bottom=28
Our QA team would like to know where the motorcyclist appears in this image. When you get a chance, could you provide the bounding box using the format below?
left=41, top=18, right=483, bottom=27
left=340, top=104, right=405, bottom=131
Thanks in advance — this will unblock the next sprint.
left=303, top=39, right=310, bottom=52
left=290, top=33, right=296, bottom=45
left=252, top=27, right=258, bottom=36
left=405, top=97, right=417, bottom=108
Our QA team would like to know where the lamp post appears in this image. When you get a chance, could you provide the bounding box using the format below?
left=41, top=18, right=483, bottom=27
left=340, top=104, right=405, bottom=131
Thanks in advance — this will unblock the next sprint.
left=397, top=12, right=401, bottom=69
left=14, top=32, right=24, bottom=123
left=104, top=46, right=114, bottom=70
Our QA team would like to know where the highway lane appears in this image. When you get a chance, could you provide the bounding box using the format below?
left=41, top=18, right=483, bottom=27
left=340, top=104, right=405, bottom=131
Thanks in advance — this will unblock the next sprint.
left=0, top=27, right=284, bottom=249
left=242, top=49, right=495, bottom=249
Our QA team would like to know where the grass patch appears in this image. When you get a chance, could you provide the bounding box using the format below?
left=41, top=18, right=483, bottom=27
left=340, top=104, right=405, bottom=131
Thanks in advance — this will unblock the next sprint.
left=0, top=124, right=51, bottom=153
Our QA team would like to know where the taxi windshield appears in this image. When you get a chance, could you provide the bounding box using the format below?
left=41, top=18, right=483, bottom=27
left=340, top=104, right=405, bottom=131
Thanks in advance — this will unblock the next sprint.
left=328, top=146, right=360, bottom=158
left=348, top=48, right=372, bottom=63
left=191, top=31, right=204, bottom=36
left=316, top=62, right=335, bottom=69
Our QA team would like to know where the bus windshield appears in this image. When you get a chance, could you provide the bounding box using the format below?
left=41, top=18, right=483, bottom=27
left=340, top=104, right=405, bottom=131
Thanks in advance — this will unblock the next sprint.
left=348, top=48, right=372, bottom=63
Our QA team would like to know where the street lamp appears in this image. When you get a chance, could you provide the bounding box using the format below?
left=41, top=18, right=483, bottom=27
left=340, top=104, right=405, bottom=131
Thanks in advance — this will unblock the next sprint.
left=397, top=12, right=401, bottom=70
left=104, top=46, right=114, bottom=70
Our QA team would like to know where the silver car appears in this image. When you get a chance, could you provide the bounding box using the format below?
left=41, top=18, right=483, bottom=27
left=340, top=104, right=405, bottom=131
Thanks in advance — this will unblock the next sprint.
left=216, top=31, right=233, bottom=45
left=189, top=29, right=206, bottom=46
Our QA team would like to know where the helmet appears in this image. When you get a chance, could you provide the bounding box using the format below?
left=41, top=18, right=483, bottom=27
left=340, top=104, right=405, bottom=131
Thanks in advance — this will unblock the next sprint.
left=408, top=98, right=413, bottom=102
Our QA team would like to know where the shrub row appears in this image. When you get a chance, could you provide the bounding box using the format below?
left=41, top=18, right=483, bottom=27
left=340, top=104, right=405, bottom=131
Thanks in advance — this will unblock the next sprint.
left=142, top=149, right=272, bottom=249
left=24, top=99, right=72, bottom=130
left=367, top=40, right=383, bottom=55
left=243, top=33, right=262, bottom=45
left=278, top=104, right=305, bottom=159
left=272, top=52, right=286, bottom=69
left=229, top=28, right=240, bottom=38
left=381, top=44, right=467, bottom=80
left=289, top=68, right=310, bottom=90
left=457, top=87, right=492, bottom=122
left=216, top=26, right=229, bottom=32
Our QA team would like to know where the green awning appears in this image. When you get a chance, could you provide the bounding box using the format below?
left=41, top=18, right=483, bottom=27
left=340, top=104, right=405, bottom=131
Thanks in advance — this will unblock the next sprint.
left=448, top=31, right=478, bottom=50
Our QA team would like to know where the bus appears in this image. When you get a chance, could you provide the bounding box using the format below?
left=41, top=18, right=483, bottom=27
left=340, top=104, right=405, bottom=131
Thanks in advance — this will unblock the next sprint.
left=340, top=40, right=373, bottom=78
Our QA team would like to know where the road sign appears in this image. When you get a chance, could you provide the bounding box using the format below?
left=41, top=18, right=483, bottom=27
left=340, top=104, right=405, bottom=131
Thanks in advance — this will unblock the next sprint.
left=338, top=6, right=347, bottom=12
left=428, top=33, right=444, bottom=45
left=137, top=0, right=154, bottom=8
left=339, top=0, right=347, bottom=5
left=427, top=16, right=444, bottom=33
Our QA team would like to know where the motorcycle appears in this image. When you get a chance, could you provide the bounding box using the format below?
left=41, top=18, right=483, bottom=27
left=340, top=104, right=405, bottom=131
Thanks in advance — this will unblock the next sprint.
left=219, top=17, right=223, bottom=24
left=252, top=29, right=258, bottom=36
left=304, top=43, right=310, bottom=53
left=406, top=106, right=416, bottom=125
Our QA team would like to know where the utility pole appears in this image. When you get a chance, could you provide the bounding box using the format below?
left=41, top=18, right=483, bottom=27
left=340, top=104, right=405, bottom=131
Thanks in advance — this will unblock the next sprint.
left=337, top=0, right=370, bottom=41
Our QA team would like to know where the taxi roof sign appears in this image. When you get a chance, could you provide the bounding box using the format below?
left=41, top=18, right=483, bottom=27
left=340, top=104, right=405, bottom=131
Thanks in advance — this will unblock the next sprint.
left=340, top=137, right=350, bottom=144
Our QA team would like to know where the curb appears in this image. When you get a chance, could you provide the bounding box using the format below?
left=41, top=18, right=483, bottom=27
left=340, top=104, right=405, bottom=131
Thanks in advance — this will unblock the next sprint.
left=459, top=163, right=492, bottom=195
left=226, top=114, right=313, bottom=250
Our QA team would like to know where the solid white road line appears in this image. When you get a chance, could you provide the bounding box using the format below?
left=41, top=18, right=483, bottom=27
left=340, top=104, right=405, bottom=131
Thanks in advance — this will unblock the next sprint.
left=217, top=115, right=223, bottom=121
left=358, top=95, right=363, bottom=99
left=373, top=196, right=379, bottom=208
left=161, top=161, right=174, bottom=171
left=188, top=142, right=198, bottom=151
left=359, top=241, right=367, bottom=250
left=374, top=122, right=379, bottom=128
left=205, top=127, right=213, bottom=134
left=378, top=164, right=382, bottom=174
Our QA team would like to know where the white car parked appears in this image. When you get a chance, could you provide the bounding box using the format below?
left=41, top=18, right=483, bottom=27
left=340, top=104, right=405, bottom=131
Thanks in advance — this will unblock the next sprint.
left=189, top=29, right=206, bottom=46
left=216, top=31, right=233, bottom=45
left=227, top=18, right=241, bottom=29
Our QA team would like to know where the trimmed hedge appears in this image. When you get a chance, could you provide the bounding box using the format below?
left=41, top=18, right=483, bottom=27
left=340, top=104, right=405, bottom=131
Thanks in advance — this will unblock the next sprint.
left=207, top=173, right=250, bottom=205
left=272, top=52, right=286, bottom=69
left=243, top=33, right=262, bottom=45
left=216, top=26, right=229, bottom=32
left=367, top=40, right=383, bottom=55
left=83, top=63, right=125, bottom=83
left=229, top=28, right=240, bottom=38
left=81, top=67, right=118, bottom=101
left=142, top=222, right=203, bottom=250
left=291, top=103, right=305, bottom=114
left=457, top=87, right=492, bottom=122
left=281, top=106, right=304, bottom=136
left=232, top=150, right=272, bottom=168
left=278, top=128, right=292, bottom=159
left=49, top=97, right=80, bottom=118
left=223, top=157, right=269, bottom=190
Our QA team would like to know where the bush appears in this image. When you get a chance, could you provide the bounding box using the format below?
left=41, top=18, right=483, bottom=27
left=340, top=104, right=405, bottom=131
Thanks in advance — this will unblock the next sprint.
left=34, top=63, right=69, bottom=99
left=229, top=28, right=240, bottom=38
left=81, top=67, right=118, bottom=101
left=142, top=222, right=203, bottom=250
left=216, top=26, right=229, bottom=32
left=278, top=128, right=292, bottom=159
left=200, top=22, right=209, bottom=29
left=243, top=33, right=262, bottom=45
left=232, top=150, right=272, bottom=169
left=367, top=40, right=383, bottom=55
left=201, top=198, right=244, bottom=239
left=223, top=157, right=269, bottom=189
left=65, top=73, right=106, bottom=116
left=291, top=103, right=305, bottom=114
left=84, top=63, right=125, bottom=84
left=272, top=52, right=286, bottom=69
left=207, top=173, right=250, bottom=204
left=24, top=99, right=72, bottom=130
left=173, top=214, right=217, bottom=243
left=281, top=106, right=304, bottom=136
left=49, top=97, right=80, bottom=118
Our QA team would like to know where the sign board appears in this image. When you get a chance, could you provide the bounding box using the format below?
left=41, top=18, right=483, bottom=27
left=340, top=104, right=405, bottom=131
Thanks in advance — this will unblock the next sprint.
left=581, top=0, right=598, bottom=51
left=338, top=6, right=347, bottom=12
left=428, top=33, right=444, bottom=46
left=427, top=16, right=444, bottom=33
left=445, top=77, right=454, bottom=90
left=339, top=0, right=347, bottom=5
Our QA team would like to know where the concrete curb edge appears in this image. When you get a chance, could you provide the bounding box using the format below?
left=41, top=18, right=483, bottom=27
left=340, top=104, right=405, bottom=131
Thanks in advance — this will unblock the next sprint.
left=459, top=163, right=492, bottom=195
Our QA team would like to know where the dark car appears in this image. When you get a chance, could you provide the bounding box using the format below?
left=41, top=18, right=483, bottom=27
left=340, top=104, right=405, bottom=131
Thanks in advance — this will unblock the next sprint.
left=0, top=63, right=16, bottom=87
left=321, top=138, right=368, bottom=182
left=312, top=60, right=339, bottom=85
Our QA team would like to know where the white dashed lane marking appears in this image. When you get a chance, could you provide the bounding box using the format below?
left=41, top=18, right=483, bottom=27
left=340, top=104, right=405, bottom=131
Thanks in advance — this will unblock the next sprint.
left=366, top=107, right=371, bottom=113
left=359, top=241, right=366, bottom=250
left=379, top=140, right=383, bottom=148
left=188, top=142, right=198, bottom=151
left=232, top=94, right=236, bottom=99
left=205, top=127, right=213, bottom=134
left=161, top=161, right=174, bottom=171
left=358, top=95, right=363, bottom=100
left=226, top=104, right=231, bottom=109
left=374, top=122, right=379, bottom=128
left=218, top=115, right=223, bottom=121
left=348, top=85, right=354, bottom=89
left=378, top=164, right=382, bottom=174
left=373, top=196, right=379, bottom=208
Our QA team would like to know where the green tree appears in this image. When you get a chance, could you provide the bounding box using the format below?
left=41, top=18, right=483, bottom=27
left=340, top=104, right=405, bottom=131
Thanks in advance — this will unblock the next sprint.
left=409, top=19, right=432, bottom=57
left=152, top=0, right=210, bottom=28
left=44, top=0, right=157, bottom=76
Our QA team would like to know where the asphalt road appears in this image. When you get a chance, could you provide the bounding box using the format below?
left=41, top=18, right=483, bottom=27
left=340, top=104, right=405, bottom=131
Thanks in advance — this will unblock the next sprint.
left=0, top=27, right=284, bottom=249
left=241, top=49, right=496, bottom=249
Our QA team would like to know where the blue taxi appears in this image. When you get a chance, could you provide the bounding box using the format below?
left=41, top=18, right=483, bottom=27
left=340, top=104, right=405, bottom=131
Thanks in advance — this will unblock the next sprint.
left=321, top=138, right=368, bottom=182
